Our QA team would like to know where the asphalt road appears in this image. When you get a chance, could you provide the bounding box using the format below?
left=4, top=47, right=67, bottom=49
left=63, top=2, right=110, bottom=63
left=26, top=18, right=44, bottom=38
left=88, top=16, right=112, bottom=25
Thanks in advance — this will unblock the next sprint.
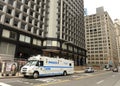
left=0, top=71, right=120, bottom=86
left=43, top=71, right=120, bottom=86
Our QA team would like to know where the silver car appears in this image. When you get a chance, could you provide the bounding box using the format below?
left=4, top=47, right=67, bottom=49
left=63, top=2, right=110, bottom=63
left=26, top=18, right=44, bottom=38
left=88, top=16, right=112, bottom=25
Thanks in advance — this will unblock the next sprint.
left=84, top=67, right=94, bottom=73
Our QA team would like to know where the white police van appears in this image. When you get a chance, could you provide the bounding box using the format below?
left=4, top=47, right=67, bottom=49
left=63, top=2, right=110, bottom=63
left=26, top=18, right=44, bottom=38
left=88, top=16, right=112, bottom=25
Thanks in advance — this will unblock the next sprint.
left=21, top=55, right=74, bottom=78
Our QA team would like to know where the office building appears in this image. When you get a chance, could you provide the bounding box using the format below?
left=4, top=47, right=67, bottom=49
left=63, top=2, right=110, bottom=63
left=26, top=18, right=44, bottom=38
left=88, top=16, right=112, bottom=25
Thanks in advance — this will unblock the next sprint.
left=114, top=19, right=120, bottom=63
left=85, top=7, right=118, bottom=67
left=0, top=0, right=86, bottom=66
left=84, top=8, right=88, bottom=16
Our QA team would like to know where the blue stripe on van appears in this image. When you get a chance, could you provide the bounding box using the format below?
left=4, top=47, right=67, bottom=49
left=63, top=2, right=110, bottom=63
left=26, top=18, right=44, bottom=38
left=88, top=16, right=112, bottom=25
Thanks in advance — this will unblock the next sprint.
left=39, top=73, right=63, bottom=76
left=43, top=66, right=73, bottom=68
left=48, top=61, right=58, bottom=64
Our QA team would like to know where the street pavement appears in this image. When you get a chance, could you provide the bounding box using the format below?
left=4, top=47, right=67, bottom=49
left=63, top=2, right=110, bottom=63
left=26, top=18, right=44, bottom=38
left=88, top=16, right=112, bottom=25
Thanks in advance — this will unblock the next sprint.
left=0, top=70, right=120, bottom=86
left=0, top=70, right=84, bottom=79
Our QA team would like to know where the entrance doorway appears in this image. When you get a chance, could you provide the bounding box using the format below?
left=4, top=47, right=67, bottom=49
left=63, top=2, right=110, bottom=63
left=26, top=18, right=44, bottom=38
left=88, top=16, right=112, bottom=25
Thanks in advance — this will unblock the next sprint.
left=15, top=45, right=42, bottom=60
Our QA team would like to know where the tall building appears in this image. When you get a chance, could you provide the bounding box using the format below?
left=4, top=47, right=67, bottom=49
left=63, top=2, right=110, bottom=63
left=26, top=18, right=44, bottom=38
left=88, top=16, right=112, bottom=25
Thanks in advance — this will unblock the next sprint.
left=84, top=8, right=88, bottom=16
left=85, top=7, right=118, bottom=67
left=114, top=19, right=120, bottom=63
left=0, top=0, right=86, bottom=66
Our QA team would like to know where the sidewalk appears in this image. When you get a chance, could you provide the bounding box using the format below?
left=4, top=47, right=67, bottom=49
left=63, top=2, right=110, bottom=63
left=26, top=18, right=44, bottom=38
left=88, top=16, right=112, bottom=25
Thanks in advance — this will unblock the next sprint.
left=0, top=72, right=23, bottom=79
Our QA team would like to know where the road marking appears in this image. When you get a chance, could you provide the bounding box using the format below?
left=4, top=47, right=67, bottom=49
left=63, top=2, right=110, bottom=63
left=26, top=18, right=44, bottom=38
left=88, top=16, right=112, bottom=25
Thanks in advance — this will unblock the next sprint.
left=83, top=74, right=93, bottom=76
left=35, top=78, right=60, bottom=83
left=75, top=72, right=111, bottom=80
left=112, top=75, right=115, bottom=77
left=72, top=75, right=80, bottom=77
left=96, top=80, right=104, bottom=84
left=34, top=80, right=70, bottom=86
left=0, top=82, right=11, bottom=86
left=114, top=79, right=120, bottom=86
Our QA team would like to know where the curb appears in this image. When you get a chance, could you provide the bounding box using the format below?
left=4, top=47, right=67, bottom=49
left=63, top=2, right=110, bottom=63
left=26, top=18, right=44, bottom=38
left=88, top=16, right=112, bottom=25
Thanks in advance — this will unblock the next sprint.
left=0, top=73, right=23, bottom=79
left=0, top=75, right=23, bottom=79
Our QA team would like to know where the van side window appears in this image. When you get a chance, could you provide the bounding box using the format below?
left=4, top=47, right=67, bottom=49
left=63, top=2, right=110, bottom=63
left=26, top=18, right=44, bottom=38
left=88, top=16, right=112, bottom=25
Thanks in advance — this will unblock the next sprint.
left=40, top=61, right=44, bottom=66
left=36, top=61, right=40, bottom=66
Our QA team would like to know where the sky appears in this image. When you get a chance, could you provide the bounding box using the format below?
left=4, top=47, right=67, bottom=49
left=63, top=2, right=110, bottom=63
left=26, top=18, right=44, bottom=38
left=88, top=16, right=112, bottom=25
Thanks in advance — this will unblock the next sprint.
left=84, top=0, right=120, bottom=20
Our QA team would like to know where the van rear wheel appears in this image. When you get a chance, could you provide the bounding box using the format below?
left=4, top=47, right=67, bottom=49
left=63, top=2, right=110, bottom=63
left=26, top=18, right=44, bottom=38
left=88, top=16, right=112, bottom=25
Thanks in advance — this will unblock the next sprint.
left=33, top=72, right=39, bottom=79
left=63, top=71, right=67, bottom=76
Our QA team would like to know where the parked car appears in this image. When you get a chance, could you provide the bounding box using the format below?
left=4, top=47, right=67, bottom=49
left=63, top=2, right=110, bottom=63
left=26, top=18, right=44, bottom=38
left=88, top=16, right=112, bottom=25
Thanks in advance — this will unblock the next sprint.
left=112, top=68, right=118, bottom=72
left=84, top=67, right=94, bottom=73
left=104, top=68, right=111, bottom=71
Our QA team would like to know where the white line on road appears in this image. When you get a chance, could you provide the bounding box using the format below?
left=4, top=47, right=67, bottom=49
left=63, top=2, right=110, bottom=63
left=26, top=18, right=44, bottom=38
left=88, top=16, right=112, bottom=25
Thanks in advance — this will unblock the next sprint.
left=96, top=80, right=104, bottom=84
left=112, top=75, right=115, bottom=77
left=0, top=82, right=11, bottom=86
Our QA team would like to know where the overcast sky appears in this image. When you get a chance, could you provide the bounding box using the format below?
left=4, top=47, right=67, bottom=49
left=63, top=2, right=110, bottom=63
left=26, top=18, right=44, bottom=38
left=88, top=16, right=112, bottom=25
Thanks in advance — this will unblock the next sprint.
left=84, top=0, right=120, bottom=20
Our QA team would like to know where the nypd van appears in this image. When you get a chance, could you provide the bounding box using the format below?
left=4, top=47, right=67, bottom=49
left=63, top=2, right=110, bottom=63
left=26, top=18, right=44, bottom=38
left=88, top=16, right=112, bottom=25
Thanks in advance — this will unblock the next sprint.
left=21, top=55, right=74, bottom=78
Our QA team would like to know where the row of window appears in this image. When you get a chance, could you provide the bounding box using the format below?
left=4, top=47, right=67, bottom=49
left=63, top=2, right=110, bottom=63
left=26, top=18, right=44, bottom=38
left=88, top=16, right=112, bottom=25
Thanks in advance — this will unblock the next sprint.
left=0, top=13, right=43, bottom=36
left=2, top=29, right=41, bottom=46
left=87, top=54, right=108, bottom=57
left=0, top=0, right=49, bottom=36
left=88, top=61, right=108, bottom=64
left=58, top=0, right=84, bottom=48
left=87, top=51, right=108, bottom=54
left=88, top=57, right=107, bottom=60
left=1, top=29, right=85, bottom=54
left=0, top=2, right=46, bottom=19
left=1, top=0, right=47, bottom=9
left=0, top=5, right=44, bottom=27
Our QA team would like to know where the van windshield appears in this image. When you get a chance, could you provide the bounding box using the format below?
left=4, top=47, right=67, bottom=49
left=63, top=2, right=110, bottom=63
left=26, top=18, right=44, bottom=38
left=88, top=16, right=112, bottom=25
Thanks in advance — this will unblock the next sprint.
left=25, top=60, right=38, bottom=66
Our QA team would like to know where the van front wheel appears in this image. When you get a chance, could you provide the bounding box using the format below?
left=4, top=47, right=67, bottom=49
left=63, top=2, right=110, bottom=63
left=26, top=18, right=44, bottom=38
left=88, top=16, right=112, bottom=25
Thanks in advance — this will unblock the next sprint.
left=33, top=72, right=39, bottom=79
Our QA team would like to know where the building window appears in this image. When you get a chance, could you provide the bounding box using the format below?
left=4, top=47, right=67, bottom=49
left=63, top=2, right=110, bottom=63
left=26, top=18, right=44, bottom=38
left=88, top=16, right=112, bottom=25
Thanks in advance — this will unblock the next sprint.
left=43, top=41, right=47, bottom=46
left=2, top=29, right=10, bottom=38
left=16, top=2, right=22, bottom=9
left=2, top=29, right=17, bottom=40
left=8, top=0, right=14, bottom=6
left=52, top=41, right=58, bottom=47
left=23, top=7, right=28, bottom=13
left=0, top=4, right=3, bottom=11
left=19, top=34, right=31, bottom=43
left=24, top=0, right=29, bottom=5
left=7, top=8, right=12, bottom=14
left=0, top=42, right=16, bottom=56
left=15, top=10, right=21, bottom=18
left=10, top=31, right=17, bottom=40
left=33, top=39, right=41, bottom=46
left=46, top=40, right=52, bottom=46
left=21, top=22, right=26, bottom=30
left=68, top=46, right=72, bottom=51
left=25, top=36, right=31, bottom=43
left=5, top=16, right=11, bottom=24
left=62, top=43, right=67, bottom=49
left=19, top=34, right=24, bottom=42
left=14, top=20, right=19, bottom=27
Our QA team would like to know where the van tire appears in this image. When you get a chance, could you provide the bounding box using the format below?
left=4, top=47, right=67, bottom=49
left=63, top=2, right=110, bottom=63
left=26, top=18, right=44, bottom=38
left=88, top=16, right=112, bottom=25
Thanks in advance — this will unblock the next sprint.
left=63, top=71, right=67, bottom=76
left=33, top=72, right=39, bottom=79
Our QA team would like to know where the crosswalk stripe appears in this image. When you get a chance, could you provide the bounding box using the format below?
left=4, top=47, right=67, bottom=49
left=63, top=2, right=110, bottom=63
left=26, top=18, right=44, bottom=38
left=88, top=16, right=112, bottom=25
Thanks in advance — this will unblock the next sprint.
left=0, top=82, right=11, bottom=86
